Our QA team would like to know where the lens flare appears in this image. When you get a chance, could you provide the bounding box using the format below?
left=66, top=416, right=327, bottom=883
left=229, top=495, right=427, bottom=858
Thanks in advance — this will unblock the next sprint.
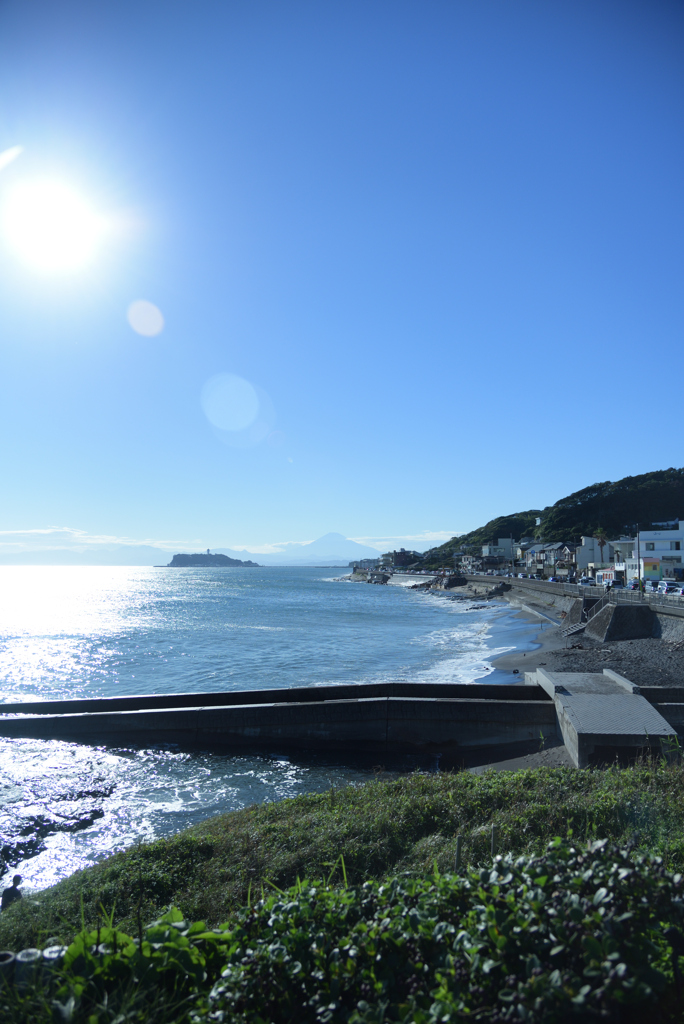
left=201, top=374, right=260, bottom=432
left=127, top=300, right=164, bottom=336
left=0, top=146, right=23, bottom=173
left=2, top=179, right=104, bottom=273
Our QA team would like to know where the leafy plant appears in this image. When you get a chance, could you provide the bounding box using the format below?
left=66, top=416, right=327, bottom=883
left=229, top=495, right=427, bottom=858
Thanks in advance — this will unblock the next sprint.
left=3, top=840, right=684, bottom=1022
left=6, top=763, right=684, bottom=954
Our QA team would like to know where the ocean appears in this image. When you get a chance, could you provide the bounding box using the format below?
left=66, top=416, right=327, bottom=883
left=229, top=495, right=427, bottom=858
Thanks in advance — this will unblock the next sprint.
left=0, top=566, right=540, bottom=890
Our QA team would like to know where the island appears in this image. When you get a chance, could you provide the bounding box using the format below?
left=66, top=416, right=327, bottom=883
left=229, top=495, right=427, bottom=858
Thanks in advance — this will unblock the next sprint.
left=165, top=552, right=260, bottom=567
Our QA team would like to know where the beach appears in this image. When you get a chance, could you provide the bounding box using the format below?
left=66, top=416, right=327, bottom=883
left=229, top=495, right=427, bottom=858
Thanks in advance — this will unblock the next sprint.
left=446, top=580, right=684, bottom=772
left=430, top=576, right=684, bottom=688
left=492, top=598, right=684, bottom=687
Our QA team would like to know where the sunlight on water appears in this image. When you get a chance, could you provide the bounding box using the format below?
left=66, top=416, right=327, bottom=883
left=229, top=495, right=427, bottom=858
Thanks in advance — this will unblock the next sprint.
left=0, top=566, right=540, bottom=890
left=0, top=737, right=396, bottom=892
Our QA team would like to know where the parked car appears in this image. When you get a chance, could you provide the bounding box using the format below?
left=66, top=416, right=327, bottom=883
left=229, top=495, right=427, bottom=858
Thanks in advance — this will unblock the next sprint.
left=518, top=573, right=528, bottom=578
left=605, top=580, right=624, bottom=589
left=547, top=577, right=560, bottom=583
left=579, top=577, right=596, bottom=586
left=657, top=580, right=680, bottom=595
left=644, top=580, right=659, bottom=593
left=626, top=579, right=643, bottom=590
left=671, top=586, right=684, bottom=597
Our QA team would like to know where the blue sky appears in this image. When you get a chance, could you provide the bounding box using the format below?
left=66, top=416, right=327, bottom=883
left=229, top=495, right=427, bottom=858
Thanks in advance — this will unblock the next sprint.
left=0, top=0, right=682, bottom=556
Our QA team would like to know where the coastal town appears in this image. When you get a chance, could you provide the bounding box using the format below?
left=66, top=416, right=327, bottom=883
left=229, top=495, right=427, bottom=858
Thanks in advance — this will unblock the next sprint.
left=350, top=519, right=684, bottom=591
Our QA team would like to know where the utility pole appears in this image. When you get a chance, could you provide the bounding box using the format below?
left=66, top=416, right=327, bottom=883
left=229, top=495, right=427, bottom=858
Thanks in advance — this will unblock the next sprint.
left=636, top=525, right=641, bottom=596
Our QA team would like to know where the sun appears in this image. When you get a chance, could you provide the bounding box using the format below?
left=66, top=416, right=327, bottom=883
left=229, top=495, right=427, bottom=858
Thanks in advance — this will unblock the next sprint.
left=2, top=179, right=105, bottom=273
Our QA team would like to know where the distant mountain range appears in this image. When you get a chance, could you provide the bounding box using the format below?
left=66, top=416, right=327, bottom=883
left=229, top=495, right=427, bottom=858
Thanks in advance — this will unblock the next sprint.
left=216, top=533, right=382, bottom=566
left=0, top=533, right=384, bottom=566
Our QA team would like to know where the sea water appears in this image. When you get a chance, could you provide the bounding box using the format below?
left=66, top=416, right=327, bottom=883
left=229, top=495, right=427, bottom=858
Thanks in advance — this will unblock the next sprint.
left=0, top=566, right=540, bottom=890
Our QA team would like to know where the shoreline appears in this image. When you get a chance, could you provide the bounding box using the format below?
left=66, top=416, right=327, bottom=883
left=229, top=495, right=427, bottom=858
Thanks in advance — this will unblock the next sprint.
left=420, top=582, right=568, bottom=683
left=464, top=582, right=684, bottom=690
left=487, top=614, right=566, bottom=676
left=417, top=575, right=684, bottom=689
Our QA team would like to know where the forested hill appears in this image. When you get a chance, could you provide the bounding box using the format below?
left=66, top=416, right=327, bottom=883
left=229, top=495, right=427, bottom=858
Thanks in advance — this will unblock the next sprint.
left=422, top=468, right=684, bottom=565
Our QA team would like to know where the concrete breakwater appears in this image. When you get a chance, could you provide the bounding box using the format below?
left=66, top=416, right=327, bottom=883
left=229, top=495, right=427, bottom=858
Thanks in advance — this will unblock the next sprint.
left=351, top=569, right=684, bottom=639
left=0, top=681, right=557, bottom=767
left=0, top=675, right=683, bottom=768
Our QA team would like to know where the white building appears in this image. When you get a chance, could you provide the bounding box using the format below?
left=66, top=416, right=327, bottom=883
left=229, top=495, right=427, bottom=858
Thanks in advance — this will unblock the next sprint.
left=481, top=538, right=513, bottom=558
left=524, top=542, right=574, bottom=573
left=608, top=536, right=635, bottom=563
left=575, top=536, right=615, bottom=572
left=617, top=525, right=684, bottom=581
left=460, top=554, right=481, bottom=572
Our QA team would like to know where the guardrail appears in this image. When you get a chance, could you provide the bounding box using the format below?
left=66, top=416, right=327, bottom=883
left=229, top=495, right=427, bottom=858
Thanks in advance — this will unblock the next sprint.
left=463, top=574, right=684, bottom=611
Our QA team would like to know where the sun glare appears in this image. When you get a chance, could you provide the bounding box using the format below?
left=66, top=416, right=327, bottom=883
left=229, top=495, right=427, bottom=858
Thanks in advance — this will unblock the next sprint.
left=2, top=180, right=105, bottom=273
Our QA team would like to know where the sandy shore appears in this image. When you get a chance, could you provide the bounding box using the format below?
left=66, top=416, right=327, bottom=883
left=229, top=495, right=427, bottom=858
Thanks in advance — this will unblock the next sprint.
left=415, top=579, right=684, bottom=771
left=469, top=604, right=683, bottom=772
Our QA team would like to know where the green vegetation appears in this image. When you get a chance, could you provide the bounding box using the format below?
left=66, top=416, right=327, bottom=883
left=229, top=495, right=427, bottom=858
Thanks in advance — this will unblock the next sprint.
left=540, top=468, right=684, bottom=542
left=3, top=765, right=684, bottom=1020
left=421, top=511, right=541, bottom=565
left=167, top=553, right=259, bottom=567
left=4, top=764, right=684, bottom=954
left=3, top=839, right=684, bottom=1022
left=421, top=466, right=684, bottom=564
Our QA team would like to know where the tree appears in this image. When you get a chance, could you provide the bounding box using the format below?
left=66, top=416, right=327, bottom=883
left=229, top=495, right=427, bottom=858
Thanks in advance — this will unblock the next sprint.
left=593, top=529, right=608, bottom=564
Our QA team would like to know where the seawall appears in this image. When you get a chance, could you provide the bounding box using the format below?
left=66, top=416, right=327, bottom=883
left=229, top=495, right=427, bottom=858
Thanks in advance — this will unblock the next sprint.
left=460, top=575, right=684, bottom=639
left=2, top=674, right=683, bottom=769
left=0, top=681, right=557, bottom=767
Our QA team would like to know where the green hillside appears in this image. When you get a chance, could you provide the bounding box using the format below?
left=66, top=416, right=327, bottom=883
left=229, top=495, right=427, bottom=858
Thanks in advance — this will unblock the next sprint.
left=422, top=467, right=684, bottom=566
left=421, top=511, right=541, bottom=565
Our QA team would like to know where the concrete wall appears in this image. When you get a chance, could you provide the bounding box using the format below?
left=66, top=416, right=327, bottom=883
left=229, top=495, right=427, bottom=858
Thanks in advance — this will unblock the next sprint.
left=585, top=604, right=655, bottom=642
left=0, top=681, right=547, bottom=717
left=653, top=704, right=684, bottom=732
left=464, top=576, right=684, bottom=629
left=0, top=687, right=558, bottom=760
left=510, top=593, right=577, bottom=619
left=563, top=599, right=584, bottom=628
left=653, top=612, right=684, bottom=641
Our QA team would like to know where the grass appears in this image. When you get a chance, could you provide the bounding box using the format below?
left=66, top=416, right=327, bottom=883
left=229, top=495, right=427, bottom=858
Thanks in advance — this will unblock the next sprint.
left=2, top=761, right=684, bottom=952
left=3, top=839, right=684, bottom=1022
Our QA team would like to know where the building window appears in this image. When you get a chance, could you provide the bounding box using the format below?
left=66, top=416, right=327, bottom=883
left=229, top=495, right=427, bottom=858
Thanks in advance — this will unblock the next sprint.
left=671, top=541, right=681, bottom=551
left=645, top=543, right=655, bottom=551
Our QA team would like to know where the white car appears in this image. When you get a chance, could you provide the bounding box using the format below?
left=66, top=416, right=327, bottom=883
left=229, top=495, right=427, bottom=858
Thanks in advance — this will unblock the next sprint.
left=657, top=580, right=681, bottom=595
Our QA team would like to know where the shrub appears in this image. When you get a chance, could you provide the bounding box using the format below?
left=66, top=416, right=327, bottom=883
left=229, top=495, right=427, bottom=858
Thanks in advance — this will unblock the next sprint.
left=202, top=839, right=684, bottom=1022
left=5, top=839, right=682, bottom=1023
